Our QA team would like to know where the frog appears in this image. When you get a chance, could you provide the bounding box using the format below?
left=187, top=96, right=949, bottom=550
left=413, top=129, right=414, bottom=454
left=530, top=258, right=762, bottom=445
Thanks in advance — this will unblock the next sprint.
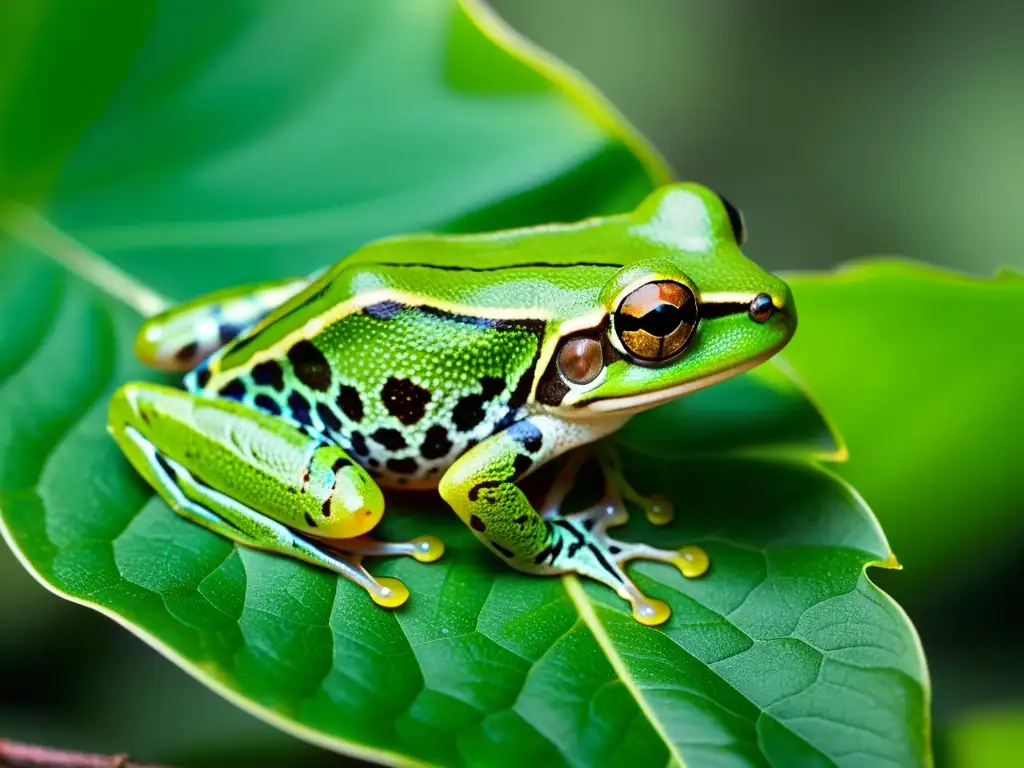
left=107, top=182, right=795, bottom=626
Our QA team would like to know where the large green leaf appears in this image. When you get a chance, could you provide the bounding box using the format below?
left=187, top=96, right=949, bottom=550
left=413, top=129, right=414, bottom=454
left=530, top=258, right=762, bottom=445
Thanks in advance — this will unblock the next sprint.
left=0, top=245, right=929, bottom=766
left=2, top=0, right=667, bottom=299
left=0, top=1, right=928, bottom=766
left=782, top=261, right=1024, bottom=593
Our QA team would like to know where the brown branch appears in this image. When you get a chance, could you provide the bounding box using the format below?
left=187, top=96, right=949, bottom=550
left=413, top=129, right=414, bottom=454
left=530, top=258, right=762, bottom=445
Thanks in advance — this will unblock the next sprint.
left=0, top=738, right=170, bottom=768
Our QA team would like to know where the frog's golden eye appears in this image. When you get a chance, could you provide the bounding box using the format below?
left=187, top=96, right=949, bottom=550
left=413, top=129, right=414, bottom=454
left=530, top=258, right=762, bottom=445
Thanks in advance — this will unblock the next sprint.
left=614, top=280, right=698, bottom=362
left=719, top=194, right=747, bottom=246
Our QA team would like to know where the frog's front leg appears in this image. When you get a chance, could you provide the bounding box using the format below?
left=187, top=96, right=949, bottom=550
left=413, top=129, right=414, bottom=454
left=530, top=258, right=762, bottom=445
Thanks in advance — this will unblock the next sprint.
left=438, top=415, right=707, bottom=626
left=108, top=382, right=441, bottom=608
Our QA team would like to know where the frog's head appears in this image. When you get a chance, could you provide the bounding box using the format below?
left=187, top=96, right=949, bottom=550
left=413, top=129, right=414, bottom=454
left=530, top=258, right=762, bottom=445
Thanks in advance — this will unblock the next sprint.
left=538, top=183, right=796, bottom=417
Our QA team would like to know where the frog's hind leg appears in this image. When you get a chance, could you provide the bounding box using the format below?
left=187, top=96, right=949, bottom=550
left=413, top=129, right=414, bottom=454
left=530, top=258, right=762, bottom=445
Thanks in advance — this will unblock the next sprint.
left=135, top=274, right=315, bottom=372
left=108, top=382, right=420, bottom=608
left=118, top=425, right=410, bottom=607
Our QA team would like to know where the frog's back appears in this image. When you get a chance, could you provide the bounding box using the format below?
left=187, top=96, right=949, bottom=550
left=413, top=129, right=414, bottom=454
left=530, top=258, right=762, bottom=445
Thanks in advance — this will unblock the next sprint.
left=191, top=237, right=619, bottom=487
left=299, top=299, right=546, bottom=488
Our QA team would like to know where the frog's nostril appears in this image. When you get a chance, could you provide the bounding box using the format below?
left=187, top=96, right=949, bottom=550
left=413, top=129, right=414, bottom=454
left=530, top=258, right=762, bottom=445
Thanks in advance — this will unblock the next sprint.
left=748, top=293, right=775, bottom=323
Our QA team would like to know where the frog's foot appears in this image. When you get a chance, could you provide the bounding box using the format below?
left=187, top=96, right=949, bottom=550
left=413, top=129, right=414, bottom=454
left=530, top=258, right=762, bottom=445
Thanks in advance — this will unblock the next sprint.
left=121, top=426, right=412, bottom=609
left=542, top=499, right=709, bottom=626
left=595, top=443, right=674, bottom=526
left=537, top=445, right=703, bottom=625
left=323, top=534, right=445, bottom=563
left=540, top=443, right=674, bottom=526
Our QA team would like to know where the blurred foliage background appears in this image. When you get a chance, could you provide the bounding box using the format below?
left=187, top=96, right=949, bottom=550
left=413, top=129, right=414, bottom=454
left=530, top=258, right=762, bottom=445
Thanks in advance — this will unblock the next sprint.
left=1, top=1, right=1021, bottom=765
left=498, top=0, right=1024, bottom=279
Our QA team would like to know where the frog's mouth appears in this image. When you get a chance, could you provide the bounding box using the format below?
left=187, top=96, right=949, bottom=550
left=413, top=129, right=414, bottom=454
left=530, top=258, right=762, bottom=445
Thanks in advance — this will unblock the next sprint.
left=564, top=347, right=780, bottom=420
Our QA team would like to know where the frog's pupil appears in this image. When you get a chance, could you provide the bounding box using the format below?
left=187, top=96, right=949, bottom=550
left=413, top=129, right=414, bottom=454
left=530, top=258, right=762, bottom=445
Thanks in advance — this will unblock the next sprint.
left=639, top=304, right=683, bottom=336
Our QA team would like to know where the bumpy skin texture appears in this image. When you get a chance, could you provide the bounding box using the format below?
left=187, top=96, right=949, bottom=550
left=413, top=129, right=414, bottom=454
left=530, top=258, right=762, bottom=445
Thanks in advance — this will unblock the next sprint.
left=111, top=182, right=796, bottom=623
left=191, top=303, right=546, bottom=490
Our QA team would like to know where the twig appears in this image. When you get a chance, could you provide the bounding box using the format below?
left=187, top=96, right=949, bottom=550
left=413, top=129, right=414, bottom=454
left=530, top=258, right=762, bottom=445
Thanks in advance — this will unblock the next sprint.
left=0, top=738, right=169, bottom=768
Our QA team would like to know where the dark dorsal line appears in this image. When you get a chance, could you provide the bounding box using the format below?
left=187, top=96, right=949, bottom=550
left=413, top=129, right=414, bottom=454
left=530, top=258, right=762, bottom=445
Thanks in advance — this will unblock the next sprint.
left=699, top=301, right=750, bottom=319
left=364, top=301, right=548, bottom=336
left=371, top=261, right=622, bottom=273
left=222, top=281, right=333, bottom=363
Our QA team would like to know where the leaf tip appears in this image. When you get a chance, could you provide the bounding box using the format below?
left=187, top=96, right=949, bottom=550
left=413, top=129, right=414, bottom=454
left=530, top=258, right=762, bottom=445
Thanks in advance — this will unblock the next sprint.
left=456, top=0, right=674, bottom=187
left=878, top=552, right=902, bottom=570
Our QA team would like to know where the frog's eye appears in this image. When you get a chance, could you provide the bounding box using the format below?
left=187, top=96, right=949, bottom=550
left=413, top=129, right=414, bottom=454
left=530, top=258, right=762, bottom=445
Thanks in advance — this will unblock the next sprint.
left=614, top=280, right=698, bottom=362
left=557, top=336, right=604, bottom=385
left=719, top=194, right=747, bottom=246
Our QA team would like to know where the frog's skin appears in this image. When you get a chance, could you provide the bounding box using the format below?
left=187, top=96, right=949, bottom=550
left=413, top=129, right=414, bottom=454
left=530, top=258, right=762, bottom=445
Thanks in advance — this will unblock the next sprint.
left=108, top=183, right=795, bottom=625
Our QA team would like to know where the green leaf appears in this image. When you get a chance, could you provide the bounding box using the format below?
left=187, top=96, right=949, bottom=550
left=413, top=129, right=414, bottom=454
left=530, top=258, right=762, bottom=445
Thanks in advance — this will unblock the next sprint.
left=782, top=260, right=1024, bottom=591
left=0, top=2, right=928, bottom=766
left=0, top=252, right=929, bottom=765
left=943, top=706, right=1024, bottom=768
left=3, top=0, right=667, bottom=300
left=621, top=359, right=844, bottom=462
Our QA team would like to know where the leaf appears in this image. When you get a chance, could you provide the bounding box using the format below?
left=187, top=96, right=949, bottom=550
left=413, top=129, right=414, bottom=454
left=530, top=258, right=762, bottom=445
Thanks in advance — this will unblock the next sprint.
left=2, top=0, right=667, bottom=300
left=0, top=2, right=928, bottom=766
left=0, top=253, right=930, bottom=765
left=782, top=260, right=1024, bottom=592
left=943, top=706, right=1024, bottom=768
left=621, top=358, right=844, bottom=462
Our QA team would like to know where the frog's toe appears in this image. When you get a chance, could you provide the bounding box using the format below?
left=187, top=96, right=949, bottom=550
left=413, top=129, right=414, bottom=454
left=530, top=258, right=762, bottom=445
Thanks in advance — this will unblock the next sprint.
left=641, top=493, right=675, bottom=526
left=607, top=538, right=711, bottom=579
left=672, top=544, right=710, bottom=578
left=625, top=592, right=672, bottom=627
left=325, top=533, right=445, bottom=563
left=410, top=535, right=445, bottom=563
left=544, top=506, right=710, bottom=626
left=367, top=577, right=410, bottom=609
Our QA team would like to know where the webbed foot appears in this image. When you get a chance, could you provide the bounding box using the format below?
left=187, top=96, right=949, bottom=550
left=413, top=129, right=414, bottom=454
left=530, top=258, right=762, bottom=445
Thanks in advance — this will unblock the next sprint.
left=536, top=444, right=708, bottom=626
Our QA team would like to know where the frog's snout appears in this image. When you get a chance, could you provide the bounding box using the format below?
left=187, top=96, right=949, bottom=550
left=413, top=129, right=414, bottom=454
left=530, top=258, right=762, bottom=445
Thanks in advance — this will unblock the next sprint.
left=748, top=284, right=796, bottom=335
left=747, top=293, right=776, bottom=323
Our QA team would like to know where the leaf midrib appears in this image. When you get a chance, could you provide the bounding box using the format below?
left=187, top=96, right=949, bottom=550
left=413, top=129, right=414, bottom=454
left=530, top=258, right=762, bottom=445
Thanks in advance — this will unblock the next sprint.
left=563, top=576, right=687, bottom=767
left=0, top=199, right=170, bottom=316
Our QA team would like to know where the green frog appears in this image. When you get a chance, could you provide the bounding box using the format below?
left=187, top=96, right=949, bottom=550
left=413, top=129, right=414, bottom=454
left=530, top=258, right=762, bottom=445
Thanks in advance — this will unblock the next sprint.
left=108, top=183, right=795, bottom=626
